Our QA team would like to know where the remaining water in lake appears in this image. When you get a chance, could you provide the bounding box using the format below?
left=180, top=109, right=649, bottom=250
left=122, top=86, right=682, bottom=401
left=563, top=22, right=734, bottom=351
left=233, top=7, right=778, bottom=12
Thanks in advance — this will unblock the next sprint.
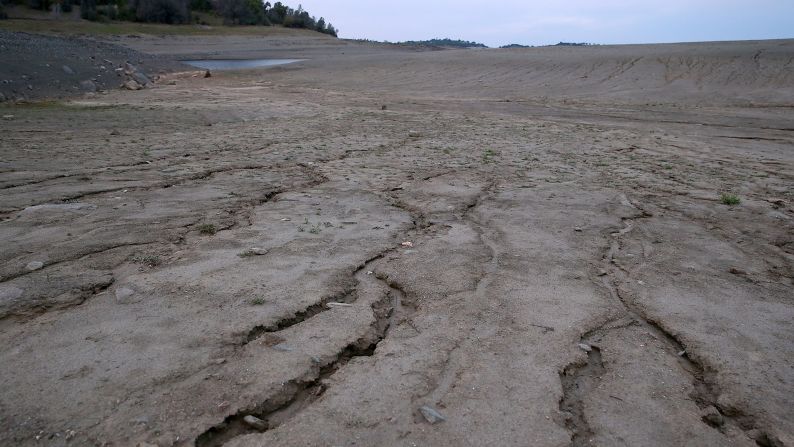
left=182, top=59, right=304, bottom=70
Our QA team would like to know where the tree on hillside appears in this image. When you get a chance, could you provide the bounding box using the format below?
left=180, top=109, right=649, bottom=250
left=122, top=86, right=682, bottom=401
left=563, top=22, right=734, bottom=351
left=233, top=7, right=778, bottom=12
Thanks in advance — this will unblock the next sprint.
left=215, top=0, right=265, bottom=24
left=132, top=0, right=190, bottom=23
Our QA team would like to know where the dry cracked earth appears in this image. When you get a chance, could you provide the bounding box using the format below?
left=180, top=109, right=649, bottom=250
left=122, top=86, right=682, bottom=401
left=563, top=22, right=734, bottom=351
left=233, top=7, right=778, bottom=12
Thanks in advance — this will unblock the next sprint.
left=1, top=36, right=793, bottom=447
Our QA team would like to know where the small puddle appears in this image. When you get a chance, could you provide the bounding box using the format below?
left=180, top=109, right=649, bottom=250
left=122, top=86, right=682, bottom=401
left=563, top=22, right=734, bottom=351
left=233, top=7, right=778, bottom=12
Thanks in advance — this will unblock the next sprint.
left=182, top=59, right=304, bottom=70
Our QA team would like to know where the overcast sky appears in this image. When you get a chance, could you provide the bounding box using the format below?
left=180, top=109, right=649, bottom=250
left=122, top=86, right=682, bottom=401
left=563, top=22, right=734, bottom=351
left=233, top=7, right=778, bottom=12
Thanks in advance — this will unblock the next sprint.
left=293, top=0, right=794, bottom=47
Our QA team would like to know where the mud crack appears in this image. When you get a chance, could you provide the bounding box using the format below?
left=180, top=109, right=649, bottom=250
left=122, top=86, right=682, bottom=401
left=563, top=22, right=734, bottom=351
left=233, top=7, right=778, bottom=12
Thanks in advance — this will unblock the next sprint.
left=580, top=193, right=784, bottom=447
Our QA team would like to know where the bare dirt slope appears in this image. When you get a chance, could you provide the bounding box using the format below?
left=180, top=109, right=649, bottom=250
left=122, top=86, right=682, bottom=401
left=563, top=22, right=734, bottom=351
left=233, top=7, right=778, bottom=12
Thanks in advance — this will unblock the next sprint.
left=0, top=37, right=792, bottom=447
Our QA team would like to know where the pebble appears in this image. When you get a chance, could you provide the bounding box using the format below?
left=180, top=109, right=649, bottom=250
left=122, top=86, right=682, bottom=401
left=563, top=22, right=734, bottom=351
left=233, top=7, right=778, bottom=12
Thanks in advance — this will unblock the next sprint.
left=578, top=343, right=593, bottom=352
left=25, top=261, right=44, bottom=271
left=114, top=286, right=136, bottom=303
left=0, top=286, right=24, bottom=301
left=62, top=65, right=74, bottom=75
left=408, top=130, right=422, bottom=138
left=79, top=80, right=97, bottom=92
left=247, top=247, right=268, bottom=256
left=419, top=405, right=446, bottom=424
left=242, top=415, right=267, bottom=431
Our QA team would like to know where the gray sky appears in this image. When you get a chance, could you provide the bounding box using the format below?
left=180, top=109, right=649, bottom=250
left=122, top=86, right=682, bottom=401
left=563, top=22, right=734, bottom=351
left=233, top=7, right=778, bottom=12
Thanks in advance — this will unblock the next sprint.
left=293, top=0, right=794, bottom=47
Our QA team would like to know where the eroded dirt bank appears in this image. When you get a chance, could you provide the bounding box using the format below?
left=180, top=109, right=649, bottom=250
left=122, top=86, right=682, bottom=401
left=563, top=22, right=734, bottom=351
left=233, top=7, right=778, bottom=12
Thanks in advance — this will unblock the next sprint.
left=0, top=38, right=793, bottom=447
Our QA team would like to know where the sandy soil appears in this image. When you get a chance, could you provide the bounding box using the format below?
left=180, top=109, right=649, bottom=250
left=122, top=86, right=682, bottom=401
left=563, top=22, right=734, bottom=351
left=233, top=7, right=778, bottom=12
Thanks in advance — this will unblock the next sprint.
left=0, top=35, right=793, bottom=447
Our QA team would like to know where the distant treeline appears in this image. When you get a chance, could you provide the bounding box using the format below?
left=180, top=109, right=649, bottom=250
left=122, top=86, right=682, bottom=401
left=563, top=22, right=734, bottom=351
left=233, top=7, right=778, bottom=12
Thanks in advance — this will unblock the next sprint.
left=500, top=42, right=597, bottom=48
left=0, top=0, right=337, bottom=35
left=397, top=38, right=487, bottom=48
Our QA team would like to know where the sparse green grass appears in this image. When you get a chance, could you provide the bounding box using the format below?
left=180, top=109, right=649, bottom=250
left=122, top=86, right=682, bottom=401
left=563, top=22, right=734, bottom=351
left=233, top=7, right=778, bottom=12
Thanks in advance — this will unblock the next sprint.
left=131, top=254, right=161, bottom=267
left=250, top=297, right=266, bottom=305
left=198, top=223, right=217, bottom=235
left=238, top=250, right=256, bottom=258
left=720, top=194, right=741, bottom=206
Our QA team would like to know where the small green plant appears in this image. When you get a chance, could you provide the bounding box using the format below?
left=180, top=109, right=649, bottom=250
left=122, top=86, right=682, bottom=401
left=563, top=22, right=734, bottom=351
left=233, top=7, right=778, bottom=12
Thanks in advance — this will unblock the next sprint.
left=250, top=297, right=266, bottom=305
left=198, top=223, right=217, bottom=235
left=238, top=250, right=255, bottom=258
left=720, top=194, right=741, bottom=206
left=482, top=149, right=496, bottom=163
left=309, top=223, right=322, bottom=234
left=132, top=255, right=161, bottom=267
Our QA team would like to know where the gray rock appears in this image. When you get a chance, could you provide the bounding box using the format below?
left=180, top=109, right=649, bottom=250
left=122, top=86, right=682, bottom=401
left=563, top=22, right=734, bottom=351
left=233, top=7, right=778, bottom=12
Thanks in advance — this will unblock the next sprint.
left=0, top=286, right=25, bottom=304
left=79, top=80, right=97, bottom=92
left=131, top=71, right=150, bottom=86
left=577, top=343, right=592, bottom=352
left=123, top=80, right=142, bottom=91
left=25, top=261, right=44, bottom=271
left=242, top=415, right=267, bottom=431
left=115, top=286, right=140, bottom=304
left=62, top=65, right=74, bottom=75
left=273, top=343, right=293, bottom=352
left=0, top=92, right=5, bottom=102
left=247, top=247, right=268, bottom=256
left=419, top=405, right=446, bottom=424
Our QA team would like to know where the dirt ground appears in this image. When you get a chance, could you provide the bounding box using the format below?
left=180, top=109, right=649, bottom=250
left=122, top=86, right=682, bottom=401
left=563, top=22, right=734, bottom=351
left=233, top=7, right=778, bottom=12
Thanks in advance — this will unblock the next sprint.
left=0, top=35, right=793, bottom=447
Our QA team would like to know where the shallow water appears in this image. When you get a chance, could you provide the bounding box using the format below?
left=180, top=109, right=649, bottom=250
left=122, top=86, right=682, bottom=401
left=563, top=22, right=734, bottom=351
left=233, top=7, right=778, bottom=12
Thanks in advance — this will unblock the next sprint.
left=182, top=59, right=304, bottom=70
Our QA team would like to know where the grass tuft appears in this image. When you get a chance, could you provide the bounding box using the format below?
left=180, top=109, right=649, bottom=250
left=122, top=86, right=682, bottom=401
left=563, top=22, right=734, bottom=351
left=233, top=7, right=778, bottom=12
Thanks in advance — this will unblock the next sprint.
left=720, top=194, right=741, bottom=206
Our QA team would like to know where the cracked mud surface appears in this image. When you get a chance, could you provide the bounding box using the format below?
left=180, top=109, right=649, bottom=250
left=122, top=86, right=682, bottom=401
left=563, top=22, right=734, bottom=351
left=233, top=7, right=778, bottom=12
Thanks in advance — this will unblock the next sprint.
left=1, top=37, right=793, bottom=447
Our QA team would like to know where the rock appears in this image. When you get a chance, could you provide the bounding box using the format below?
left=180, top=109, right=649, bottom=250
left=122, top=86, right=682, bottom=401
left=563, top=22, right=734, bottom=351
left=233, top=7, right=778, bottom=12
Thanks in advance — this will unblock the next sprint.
left=242, top=415, right=267, bottom=431
left=408, top=130, right=421, bottom=138
left=115, top=286, right=141, bottom=304
left=272, top=343, right=293, bottom=352
left=247, top=247, right=268, bottom=256
left=381, top=104, right=387, bottom=110
left=204, top=70, right=212, bottom=78
left=2, top=114, right=14, bottom=120
left=574, top=227, right=583, bottom=232
left=701, top=406, right=724, bottom=427
left=577, top=343, right=592, bottom=352
left=167, top=80, right=177, bottom=86
left=0, top=92, right=5, bottom=102
left=729, top=267, right=747, bottom=276
left=419, top=405, right=446, bottom=424
left=0, top=286, right=25, bottom=304
left=79, top=80, right=97, bottom=92
left=124, top=62, right=139, bottom=73
left=401, top=241, right=414, bottom=248
left=131, top=71, right=150, bottom=86
left=765, top=197, right=786, bottom=207
left=62, top=65, right=74, bottom=75
left=123, top=80, right=142, bottom=91
left=25, top=261, right=44, bottom=271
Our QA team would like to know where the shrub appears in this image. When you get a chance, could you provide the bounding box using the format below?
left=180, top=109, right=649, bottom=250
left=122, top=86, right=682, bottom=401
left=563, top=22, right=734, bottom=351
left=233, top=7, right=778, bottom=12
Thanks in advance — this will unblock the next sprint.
left=80, top=0, right=98, bottom=20
left=720, top=194, right=741, bottom=206
left=131, top=0, right=189, bottom=23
